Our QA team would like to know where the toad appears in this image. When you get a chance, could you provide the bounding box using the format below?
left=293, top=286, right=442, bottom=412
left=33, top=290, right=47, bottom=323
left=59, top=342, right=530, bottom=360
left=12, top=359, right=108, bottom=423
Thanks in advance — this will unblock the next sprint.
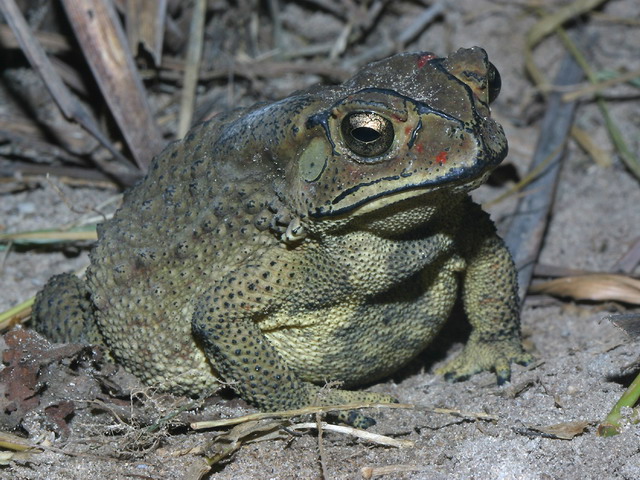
left=33, top=47, right=531, bottom=427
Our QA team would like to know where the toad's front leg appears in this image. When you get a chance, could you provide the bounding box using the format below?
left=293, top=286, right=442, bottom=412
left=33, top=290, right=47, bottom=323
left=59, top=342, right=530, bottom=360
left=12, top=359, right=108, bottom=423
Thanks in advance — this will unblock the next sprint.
left=437, top=203, right=533, bottom=384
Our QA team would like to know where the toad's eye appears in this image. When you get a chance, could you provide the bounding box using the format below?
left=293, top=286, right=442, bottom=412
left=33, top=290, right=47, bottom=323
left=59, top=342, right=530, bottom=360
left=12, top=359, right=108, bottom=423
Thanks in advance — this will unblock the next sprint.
left=340, top=111, right=394, bottom=158
left=487, top=62, right=501, bottom=103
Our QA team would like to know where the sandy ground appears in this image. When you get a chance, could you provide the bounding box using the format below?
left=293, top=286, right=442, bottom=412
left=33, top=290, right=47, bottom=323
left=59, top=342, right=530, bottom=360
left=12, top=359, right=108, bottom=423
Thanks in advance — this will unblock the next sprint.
left=2, top=0, right=640, bottom=478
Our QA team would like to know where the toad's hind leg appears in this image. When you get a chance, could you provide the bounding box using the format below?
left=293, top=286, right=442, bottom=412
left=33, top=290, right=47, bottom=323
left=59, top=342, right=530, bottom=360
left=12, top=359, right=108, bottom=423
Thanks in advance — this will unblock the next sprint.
left=32, top=273, right=102, bottom=344
left=191, top=287, right=395, bottom=428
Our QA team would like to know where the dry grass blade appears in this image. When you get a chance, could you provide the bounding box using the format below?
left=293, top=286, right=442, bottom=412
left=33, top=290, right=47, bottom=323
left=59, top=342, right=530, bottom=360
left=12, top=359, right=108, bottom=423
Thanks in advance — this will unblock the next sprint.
left=177, top=0, right=206, bottom=138
left=60, top=0, right=165, bottom=170
left=570, top=125, right=613, bottom=167
left=292, top=422, right=413, bottom=448
left=562, top=69, right=640, bottom=102
left=426, top=406, right=498, bottom=422
left=1, top=160, right=137, bottom=187
left=361, top=464, right=434, bottom=479
left=527, top=0, right=610, bottom=46
left=191, top=402, right=413, bottom=429
left=524, top=0, right=608, bottom=88
left=0, top=431, right=40, bottom=452
left=0, top=298, right=34, bottom=332
left=0, top=24, right=71, bottom=53
left=0, top=431, right=42, bottom=465
left=203, top=419, right=290, bottom=466
left=530, top=274, right=640, bottom=304
left=591, top=12, right=640, bottom=25
left=202, top=417, right=412, bottom=467
left=0, top=228, right=98, bottom=243
left=124, top=0, right=167, bottom=66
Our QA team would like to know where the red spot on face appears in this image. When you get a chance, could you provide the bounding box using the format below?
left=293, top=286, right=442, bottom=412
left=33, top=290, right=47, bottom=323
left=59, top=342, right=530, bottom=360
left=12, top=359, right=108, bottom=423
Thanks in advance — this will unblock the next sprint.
left=436, top=151, right=448, bottom=165
left=415, top=143, right=425, bottom=154
left=416, top=53, right=437, bottom=68
left=404, top=126, right=413, bottom=136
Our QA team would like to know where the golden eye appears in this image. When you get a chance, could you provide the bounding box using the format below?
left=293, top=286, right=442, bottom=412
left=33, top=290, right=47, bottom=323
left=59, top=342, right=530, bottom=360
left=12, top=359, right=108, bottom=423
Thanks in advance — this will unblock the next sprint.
left=340, top=111, right=394, bottom=158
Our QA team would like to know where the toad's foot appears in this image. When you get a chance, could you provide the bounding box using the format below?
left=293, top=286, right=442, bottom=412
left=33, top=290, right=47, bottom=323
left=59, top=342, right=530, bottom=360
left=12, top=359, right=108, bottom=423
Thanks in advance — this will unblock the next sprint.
left=436, top=333, right=533, bottom=385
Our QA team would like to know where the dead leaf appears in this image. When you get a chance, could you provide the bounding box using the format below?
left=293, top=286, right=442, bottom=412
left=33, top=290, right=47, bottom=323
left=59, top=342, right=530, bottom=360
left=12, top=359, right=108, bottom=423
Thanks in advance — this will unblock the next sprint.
left=536, top=421, right=589, bottom=439
left=606, top=313, right=640, bottom=339
left=44, top=400, right=75, bottom=436
left=519, top=421, right=589, bottom=440
left=530, top=274, right=640, bottom=304
left=0, top=330, right=85, bottom=429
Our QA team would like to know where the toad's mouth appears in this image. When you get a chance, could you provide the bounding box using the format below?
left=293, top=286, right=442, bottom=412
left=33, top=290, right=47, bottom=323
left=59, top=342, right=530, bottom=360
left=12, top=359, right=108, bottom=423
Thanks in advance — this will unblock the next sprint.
left=310, top=164, right=494, bottom=219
